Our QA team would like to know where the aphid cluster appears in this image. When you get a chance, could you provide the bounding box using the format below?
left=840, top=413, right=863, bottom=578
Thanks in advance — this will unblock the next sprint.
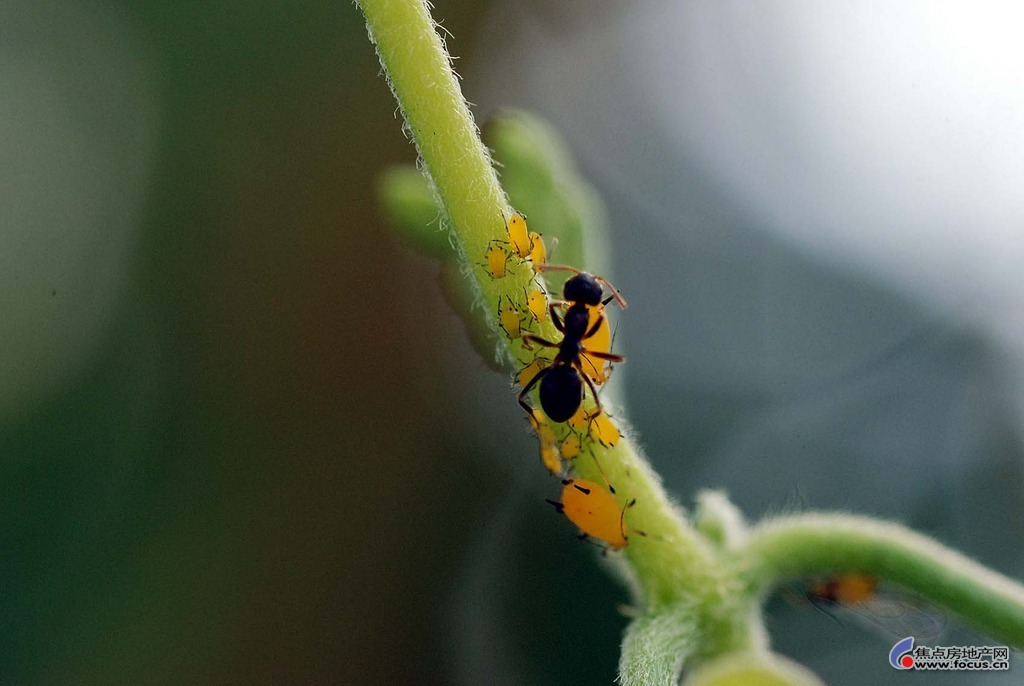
left=481, top=212, right=547, bottom=283
left=484, top=211, right=636, bottom=552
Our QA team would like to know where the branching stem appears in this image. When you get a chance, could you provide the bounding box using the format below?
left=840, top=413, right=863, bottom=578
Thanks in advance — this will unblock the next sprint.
left=738, top=513, right=1024, bottom=646
left=359, top=1, right=1024, bottom=683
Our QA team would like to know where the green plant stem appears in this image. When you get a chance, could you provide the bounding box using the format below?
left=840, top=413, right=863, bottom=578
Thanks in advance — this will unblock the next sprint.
left=358, top=0, right=504, bottom=258
left=356, top=0, right=715, bottom=614
left=738, top=513, right=1024, bottom=646
left=694, top=490, right=749, bottom=550
left=619, top=609, right=699, bottom=685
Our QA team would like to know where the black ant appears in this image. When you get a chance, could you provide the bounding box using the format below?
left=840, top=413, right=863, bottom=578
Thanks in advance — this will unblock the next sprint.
left=517, top=266, right=626, bottom=423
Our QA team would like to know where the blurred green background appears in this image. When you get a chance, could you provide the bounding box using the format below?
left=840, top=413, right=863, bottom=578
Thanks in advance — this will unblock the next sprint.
left=1, top=0, right=520, bottom=683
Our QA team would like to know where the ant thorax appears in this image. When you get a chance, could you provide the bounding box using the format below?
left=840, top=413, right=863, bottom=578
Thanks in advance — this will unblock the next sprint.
left=562, top=306, right=591, bottom=338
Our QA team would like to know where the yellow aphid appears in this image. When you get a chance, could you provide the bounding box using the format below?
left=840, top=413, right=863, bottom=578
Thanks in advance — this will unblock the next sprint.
left=506, top=212, right=532, bottom=259
left=589, top=412, right=621, bottom=447
left=548, top=478, right=631, bottom=551
left=560, top=434, right=581, bottom=460
left=528, top=231, right=546, bottom=266
left=535, top=415, right=558, bottom=445
left=567, top=405, right=588, bottom=431
left=526, top=289, right=548, bottom=323
left=499, top=297, right=523, bottom=339
left=518, top=357, right=549, bottom=387
left=540, top=443, right=562, bottom=475
left=484, top=241, right=509, bottom=278
left=530, top=412, right=562, bottom=475
left=579, top=304, right=612, bottom=383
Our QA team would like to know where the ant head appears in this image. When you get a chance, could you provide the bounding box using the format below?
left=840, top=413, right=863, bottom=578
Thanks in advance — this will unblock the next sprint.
left=563, top=273, right=603, bottom=306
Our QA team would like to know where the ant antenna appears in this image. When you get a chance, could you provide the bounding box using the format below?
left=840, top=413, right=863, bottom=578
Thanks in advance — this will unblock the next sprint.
left=595, top=276, right=627, bottom=309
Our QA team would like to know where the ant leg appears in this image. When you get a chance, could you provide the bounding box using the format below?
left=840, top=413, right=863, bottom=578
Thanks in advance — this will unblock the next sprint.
left=581, top=348, right=625, bottom=364
left=583, top=310, right=607, bottom=340
left=522, top=333, right=560, bottom=351
left=518, top=366, right=550, bottom=419
left=579, top=368, right=606, bottom=419
left=578, top=346, right=625, bottom=380
left=549, top=304, right=565, bottom=333
left=579, top=311, right=625, bottom=369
